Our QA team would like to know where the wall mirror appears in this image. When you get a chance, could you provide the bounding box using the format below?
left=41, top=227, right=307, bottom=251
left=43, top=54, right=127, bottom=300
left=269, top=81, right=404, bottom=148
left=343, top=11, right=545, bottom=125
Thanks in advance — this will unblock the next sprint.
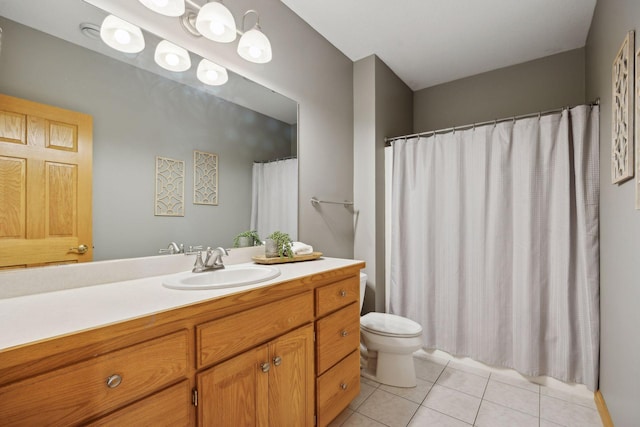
left=0, top=0, right=298, bottom=263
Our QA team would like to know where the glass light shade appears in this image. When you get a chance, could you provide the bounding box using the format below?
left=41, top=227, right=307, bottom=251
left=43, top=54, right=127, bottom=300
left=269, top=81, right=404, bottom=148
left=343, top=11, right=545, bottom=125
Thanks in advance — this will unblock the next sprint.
left=195, top=2, right=237, bottom=43
left=197, top=59, right=228, bottom=86
left=138, top=0, right=185, bottom=17
left=100, top=15, right=145, bottom=53
left=154, top=40, right=191, bottom=72
left=237, top=27, right=272, bottom=63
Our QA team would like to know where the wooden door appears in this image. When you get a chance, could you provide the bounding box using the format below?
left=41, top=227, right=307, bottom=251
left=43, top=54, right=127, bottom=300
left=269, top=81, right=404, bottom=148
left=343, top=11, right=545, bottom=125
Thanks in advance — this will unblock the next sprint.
left=268, top=324, right=315, bottom=427
left=198, top=344, right=270, bottom=427
left=0, top=94, right=92, bottom=268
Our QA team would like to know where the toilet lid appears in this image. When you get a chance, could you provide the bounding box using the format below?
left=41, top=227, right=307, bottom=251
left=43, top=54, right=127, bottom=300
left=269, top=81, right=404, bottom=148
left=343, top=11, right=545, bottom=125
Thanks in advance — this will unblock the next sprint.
left=360, top=312, right=423, bottom=338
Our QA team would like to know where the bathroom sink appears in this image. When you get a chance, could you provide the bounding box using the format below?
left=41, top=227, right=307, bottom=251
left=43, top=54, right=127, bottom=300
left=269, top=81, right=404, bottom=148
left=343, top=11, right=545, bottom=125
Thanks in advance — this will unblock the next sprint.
left=163, top=264, right=281, bottom=290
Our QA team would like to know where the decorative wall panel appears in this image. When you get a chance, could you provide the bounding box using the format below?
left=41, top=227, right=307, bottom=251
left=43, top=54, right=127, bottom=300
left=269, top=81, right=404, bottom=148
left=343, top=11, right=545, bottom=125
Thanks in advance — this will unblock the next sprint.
left=155, top=156, right=184, bottom=216
left=612, top=31, right=634, bottom=184
left=193, top=150, right=218, bottom=205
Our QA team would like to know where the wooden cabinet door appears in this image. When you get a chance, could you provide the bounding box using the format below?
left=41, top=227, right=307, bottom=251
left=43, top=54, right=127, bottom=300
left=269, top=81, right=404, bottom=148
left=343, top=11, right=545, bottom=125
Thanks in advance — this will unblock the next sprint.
left=197, top=324, right=314, bottom=427
left=268, top=324, right=315, bottom=427
left=198, top=344, right=270, bottom=427
left=0, top=94, right=92, bottom=269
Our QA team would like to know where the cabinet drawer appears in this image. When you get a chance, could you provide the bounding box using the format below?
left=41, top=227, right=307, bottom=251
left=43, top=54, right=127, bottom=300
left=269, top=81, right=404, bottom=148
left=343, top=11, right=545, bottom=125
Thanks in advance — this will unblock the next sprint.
left=0, top=330, right=188, bottom=426
left=197, top=291, right=313, bottom=368
left=316, top=350, right=360, bottom=427
left=315, top=276, right=359, bottom=317
left=88, top=380, right=191, bottom=426
left=316, top=302, right=360, bottom=374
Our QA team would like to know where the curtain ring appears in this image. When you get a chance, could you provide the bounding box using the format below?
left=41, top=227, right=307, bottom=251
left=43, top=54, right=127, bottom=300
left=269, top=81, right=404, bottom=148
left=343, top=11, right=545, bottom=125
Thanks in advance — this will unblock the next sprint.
left=493, top=120, right=497, bottom=128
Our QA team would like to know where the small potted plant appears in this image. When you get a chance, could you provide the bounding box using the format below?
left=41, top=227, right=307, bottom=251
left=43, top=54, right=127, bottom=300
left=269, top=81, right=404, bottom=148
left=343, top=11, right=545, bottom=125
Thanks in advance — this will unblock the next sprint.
left=233, top=230, right=262, bottom=248
left=265, top=231, right=294, bottom=258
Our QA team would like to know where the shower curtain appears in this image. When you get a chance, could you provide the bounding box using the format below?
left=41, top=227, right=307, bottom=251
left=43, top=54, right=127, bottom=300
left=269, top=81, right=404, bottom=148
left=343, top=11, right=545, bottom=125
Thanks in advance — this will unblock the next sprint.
left=390, top=105, right=600, bottom=390
left=250, top=158, right=298, bottom=241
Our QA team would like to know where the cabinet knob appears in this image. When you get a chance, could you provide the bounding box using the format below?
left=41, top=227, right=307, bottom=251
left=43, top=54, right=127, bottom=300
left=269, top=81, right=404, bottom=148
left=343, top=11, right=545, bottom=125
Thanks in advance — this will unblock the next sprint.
left=339, top=290, right=347, bottom=297
left=340, top=383, right=348, bottom=390
left=273, top=356, right=282, bottom=367
left=260, top=362, right=271, bottom=373
left=106, top=374, right=122, bottom=388
left=340, top=330, right=349, bottom=337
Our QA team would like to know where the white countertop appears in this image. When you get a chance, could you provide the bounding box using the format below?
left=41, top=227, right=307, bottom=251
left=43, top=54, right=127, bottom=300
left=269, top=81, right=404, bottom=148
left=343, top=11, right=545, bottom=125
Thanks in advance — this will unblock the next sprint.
left=0, top=256, right=363, bottom=352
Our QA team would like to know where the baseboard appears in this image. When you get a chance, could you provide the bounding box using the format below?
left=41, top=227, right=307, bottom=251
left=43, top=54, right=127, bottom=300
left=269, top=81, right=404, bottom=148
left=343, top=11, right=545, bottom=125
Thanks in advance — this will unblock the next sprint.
left=595, top=390, right=614, bottom=427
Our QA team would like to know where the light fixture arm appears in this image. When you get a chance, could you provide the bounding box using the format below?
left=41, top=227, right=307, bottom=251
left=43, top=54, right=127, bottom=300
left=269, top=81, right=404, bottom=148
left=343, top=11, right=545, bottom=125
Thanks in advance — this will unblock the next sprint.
left=241, top=10, right=261, bottom=31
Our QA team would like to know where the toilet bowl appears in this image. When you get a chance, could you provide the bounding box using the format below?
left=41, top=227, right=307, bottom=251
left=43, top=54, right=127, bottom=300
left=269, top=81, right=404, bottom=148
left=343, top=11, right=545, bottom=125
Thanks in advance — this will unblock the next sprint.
left=359, top=273, right=423, bottom=388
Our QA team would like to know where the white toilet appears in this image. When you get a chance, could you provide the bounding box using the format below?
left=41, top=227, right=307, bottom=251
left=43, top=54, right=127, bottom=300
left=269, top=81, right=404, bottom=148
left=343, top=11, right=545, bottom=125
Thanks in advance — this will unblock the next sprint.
left=359, top=272, right=423, bottom=388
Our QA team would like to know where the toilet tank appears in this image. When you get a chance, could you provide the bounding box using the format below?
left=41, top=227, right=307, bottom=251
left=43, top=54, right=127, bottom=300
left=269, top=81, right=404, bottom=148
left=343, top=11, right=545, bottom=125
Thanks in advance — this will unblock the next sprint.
left=359, top=272, right=367, bottom=311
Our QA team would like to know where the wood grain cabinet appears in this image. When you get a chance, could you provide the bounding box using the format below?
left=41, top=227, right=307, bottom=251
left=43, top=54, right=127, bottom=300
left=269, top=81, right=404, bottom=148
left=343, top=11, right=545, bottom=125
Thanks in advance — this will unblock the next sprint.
left=197, top=324, right=314, bottom=426
left=0, top=330, right=189, bottom=426
left=314, top=276, right=361, bottom=427
left=0, top=262, right=365, bottom=427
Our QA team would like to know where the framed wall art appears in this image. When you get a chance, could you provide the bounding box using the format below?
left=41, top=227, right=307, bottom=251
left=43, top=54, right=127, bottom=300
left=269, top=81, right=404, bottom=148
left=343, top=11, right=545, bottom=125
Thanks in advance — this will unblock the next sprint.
left=612, top=31, right=634, bottom=184
left=193, top=150, right=218, bottom=205
left=155, top=156, right=185, bottom=216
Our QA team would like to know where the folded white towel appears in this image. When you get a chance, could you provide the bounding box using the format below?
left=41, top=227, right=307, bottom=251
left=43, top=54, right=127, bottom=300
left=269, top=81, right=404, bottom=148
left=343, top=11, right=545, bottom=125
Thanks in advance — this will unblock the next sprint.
left=291, top=241, right=313, bottom=255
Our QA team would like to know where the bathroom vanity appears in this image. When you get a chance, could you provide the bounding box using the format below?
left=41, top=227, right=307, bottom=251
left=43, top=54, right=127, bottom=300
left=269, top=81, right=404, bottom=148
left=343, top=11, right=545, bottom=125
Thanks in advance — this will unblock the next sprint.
left=0, top=255, right=364, bottom=426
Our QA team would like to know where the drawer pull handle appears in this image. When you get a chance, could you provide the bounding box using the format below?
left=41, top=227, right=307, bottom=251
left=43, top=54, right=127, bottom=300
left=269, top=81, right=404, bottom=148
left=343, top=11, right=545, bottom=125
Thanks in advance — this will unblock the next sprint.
left=106, top=374, right=122, bottom=388
left=341, top=330, right=349, bottom=337
left=340, top=383, right=348, bottom=390
left=273, top=356, right=282, bottom=367
left=260, top=362, right=271, bottom=373
left=339, top=290, right=347, bottom=297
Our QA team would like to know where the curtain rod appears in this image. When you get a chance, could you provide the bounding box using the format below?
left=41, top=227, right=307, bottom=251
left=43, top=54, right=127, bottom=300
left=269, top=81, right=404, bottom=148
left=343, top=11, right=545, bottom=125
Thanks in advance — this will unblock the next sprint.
left=253, top=156, right=297, bottom=164
left=384, top=99, right=600, bottom=146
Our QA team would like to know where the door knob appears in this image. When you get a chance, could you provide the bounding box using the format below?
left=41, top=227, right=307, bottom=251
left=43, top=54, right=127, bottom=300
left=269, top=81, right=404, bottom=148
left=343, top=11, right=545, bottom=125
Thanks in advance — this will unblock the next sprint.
left=69, top=244, right=88, bottom=254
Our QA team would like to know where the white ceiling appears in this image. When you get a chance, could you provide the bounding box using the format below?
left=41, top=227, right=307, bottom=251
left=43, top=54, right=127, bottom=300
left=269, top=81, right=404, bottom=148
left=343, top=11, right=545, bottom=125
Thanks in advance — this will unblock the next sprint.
left=281, top=0, right=597, bottom=91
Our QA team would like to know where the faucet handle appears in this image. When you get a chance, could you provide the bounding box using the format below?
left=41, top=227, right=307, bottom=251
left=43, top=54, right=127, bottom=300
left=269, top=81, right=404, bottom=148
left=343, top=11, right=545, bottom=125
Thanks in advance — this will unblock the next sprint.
left=192, top=251, right=205, bottom=272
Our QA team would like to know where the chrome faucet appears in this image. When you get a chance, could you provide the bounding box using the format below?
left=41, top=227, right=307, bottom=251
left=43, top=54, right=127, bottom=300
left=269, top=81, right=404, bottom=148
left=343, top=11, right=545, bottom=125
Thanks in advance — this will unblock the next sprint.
left=159, top=242, right=183, bottom=254
left=192, top=247, right=228, bottom=273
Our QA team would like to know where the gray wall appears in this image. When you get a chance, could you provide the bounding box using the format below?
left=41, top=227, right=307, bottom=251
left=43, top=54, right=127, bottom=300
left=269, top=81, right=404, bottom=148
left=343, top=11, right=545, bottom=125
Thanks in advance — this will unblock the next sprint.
left=89, top=0, right=356, bottom=259
left=0, top=17, right=293, bottom=260
left=354, top=55, right=412, bottom=313
left=414, top=48, right=586, bottom=132
left=585, top=1, right=640, bottom=425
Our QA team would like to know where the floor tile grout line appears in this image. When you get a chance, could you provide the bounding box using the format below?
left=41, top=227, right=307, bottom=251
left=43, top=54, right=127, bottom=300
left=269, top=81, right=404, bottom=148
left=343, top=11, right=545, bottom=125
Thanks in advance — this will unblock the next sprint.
left=481, top=391, right=544, bottom=419
left=539, top=384, right=542, bottom=427
left=490, top=375, right=543, bottom=394
left=471, top=371, right=492, bottom=426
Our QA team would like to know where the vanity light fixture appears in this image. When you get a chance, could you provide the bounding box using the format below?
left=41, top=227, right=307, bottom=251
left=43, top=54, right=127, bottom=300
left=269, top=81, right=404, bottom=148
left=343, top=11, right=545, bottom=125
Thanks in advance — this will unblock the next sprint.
left=138, top=0, right=185, bottom=17
left=154, top=40, right=191, bottom=72
left=197, top=59, right=229, bottom=85
left=100, top=15, right=145, bottom=53
left=145, top=1, right=273, bottom=64
left=195, top=1, right=237, bottom=43
left=237, top=10, right=272, bottom=64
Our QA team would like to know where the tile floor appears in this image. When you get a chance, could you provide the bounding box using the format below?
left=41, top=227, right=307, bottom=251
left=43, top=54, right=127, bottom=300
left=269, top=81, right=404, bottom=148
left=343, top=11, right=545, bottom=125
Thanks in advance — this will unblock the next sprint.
left=329, top=355, right=603, bottom=427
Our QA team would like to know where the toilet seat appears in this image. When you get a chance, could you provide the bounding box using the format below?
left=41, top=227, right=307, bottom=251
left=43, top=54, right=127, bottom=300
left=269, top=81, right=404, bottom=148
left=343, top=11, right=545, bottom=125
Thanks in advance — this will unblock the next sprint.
left=360, top=312, right=422, bottom=338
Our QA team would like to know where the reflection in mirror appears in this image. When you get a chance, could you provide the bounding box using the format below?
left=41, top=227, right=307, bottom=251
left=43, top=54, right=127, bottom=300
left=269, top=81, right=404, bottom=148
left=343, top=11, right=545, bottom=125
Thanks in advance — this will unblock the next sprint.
left=0, top=0, right=298, bottom=263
